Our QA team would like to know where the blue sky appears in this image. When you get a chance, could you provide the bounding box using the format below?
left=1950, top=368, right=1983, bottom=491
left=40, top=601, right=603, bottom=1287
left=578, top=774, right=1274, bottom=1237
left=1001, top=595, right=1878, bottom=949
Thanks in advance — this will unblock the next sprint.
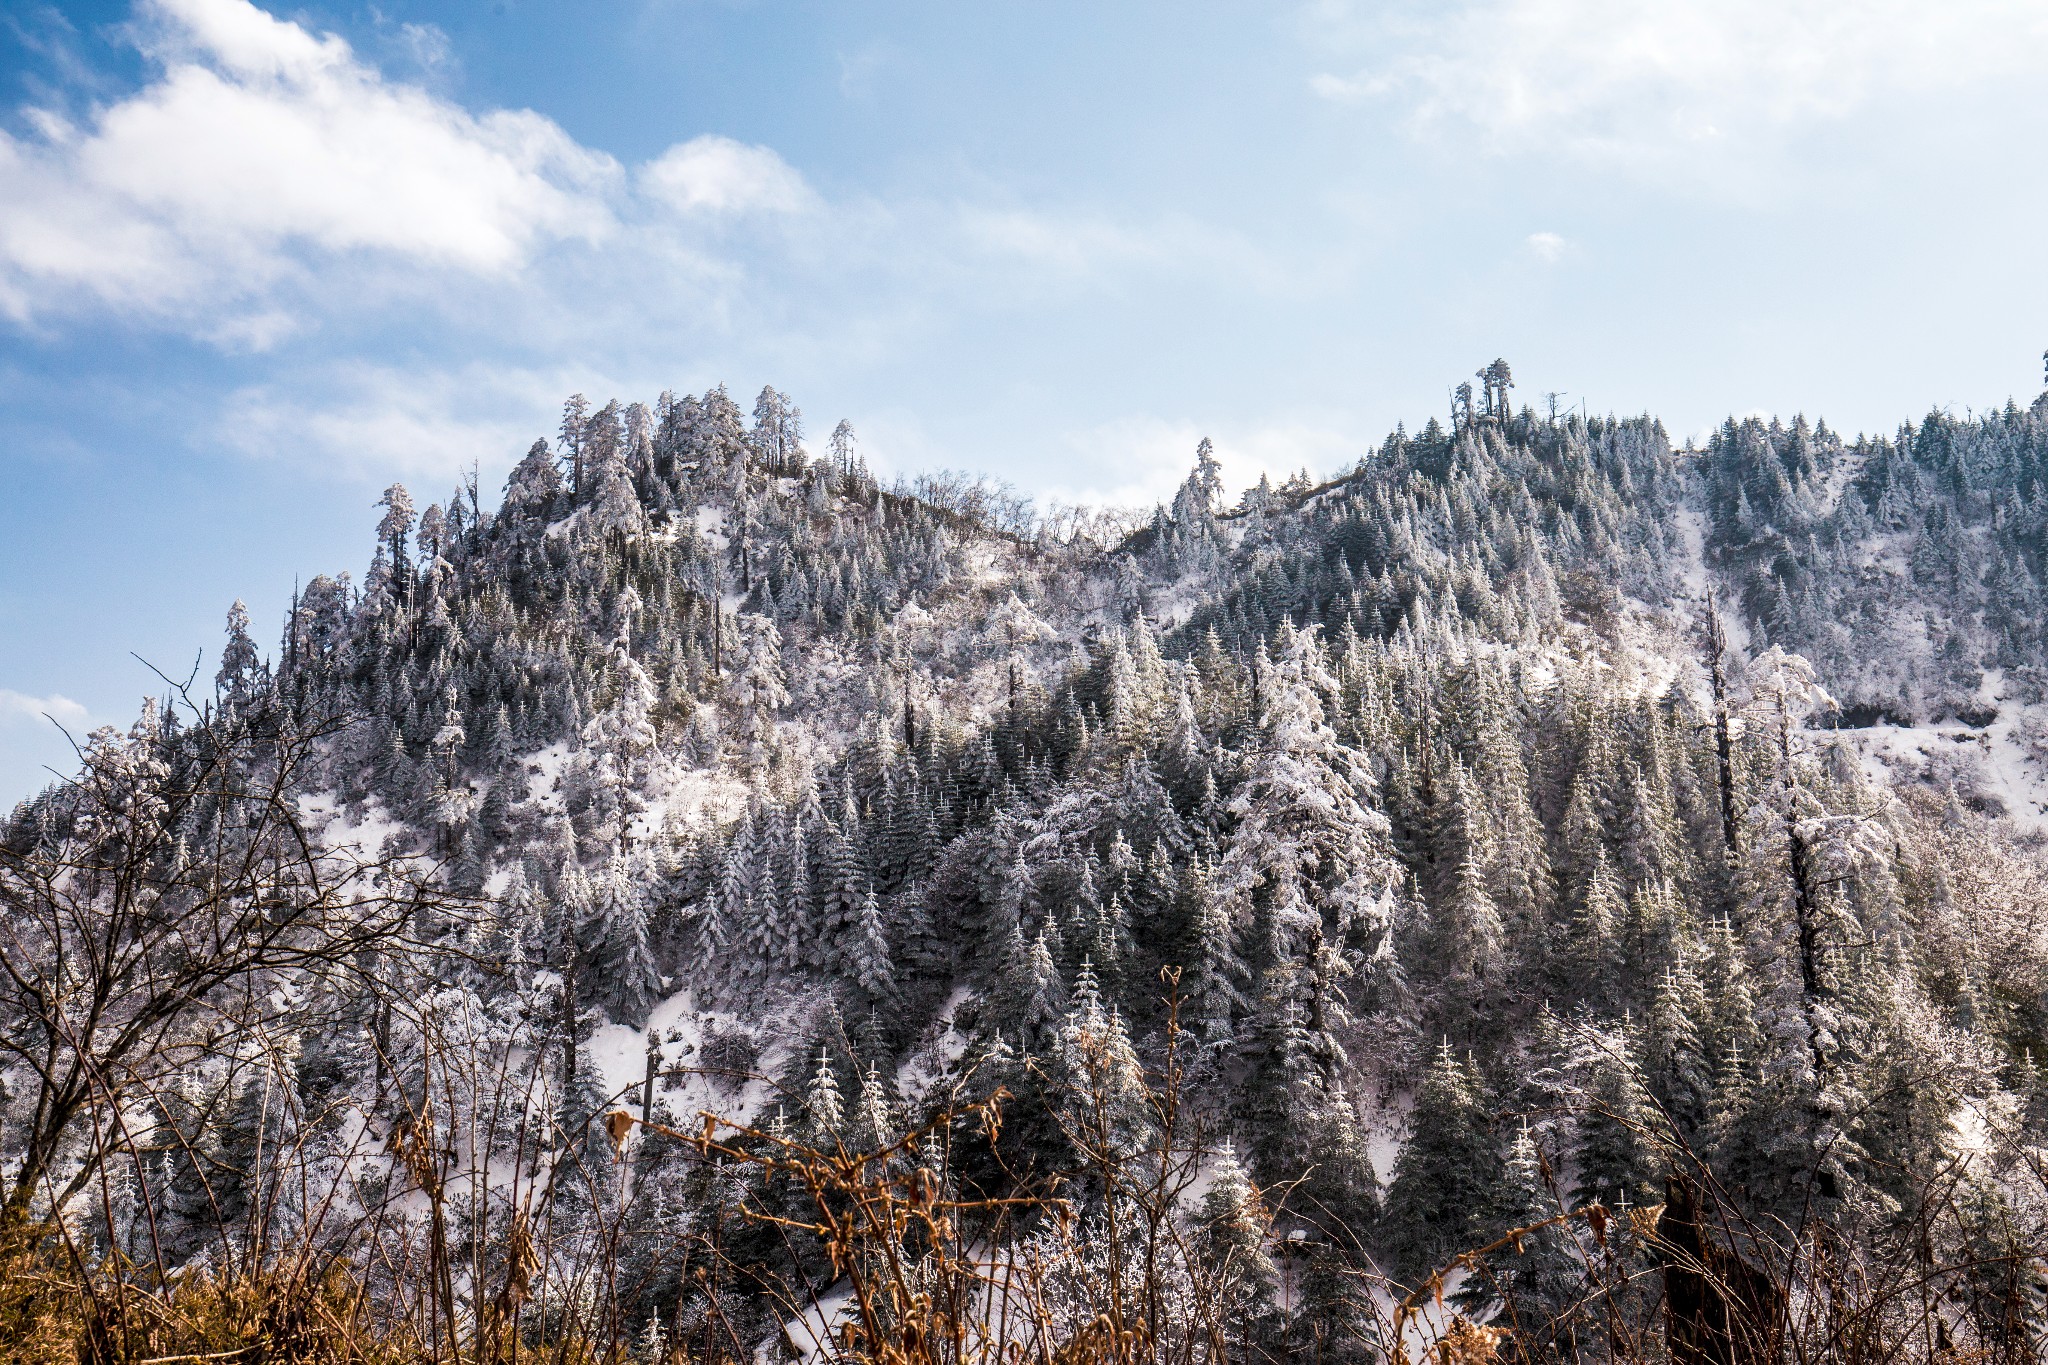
left=5, top=0, right=2048, bottom=803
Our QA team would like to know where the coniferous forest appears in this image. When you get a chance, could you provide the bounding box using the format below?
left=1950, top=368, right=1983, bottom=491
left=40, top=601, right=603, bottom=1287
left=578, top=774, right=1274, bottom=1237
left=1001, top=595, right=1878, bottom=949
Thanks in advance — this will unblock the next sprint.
left=4, top=369, right=2047, bottom=1363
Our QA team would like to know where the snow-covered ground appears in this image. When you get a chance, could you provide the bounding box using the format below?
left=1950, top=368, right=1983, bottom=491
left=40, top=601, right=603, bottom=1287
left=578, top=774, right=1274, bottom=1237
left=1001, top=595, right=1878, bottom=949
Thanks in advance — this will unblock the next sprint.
left=694, top=503, right=730, bottom=553
left=583, top=985, right=795, bottom=1148
left=521, top=741, right=571, bottom=813
left=1830, top=668, right=2048, bottom=834
left=299, top=791, right=406, bottom=855
left=1618, top=513, right=2048, bottom=838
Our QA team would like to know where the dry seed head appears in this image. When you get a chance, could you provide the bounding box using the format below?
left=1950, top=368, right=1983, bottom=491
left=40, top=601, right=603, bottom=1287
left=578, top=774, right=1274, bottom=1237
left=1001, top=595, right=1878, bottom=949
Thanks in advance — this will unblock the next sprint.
left=1432, top=1316, right=1506, bottom=1365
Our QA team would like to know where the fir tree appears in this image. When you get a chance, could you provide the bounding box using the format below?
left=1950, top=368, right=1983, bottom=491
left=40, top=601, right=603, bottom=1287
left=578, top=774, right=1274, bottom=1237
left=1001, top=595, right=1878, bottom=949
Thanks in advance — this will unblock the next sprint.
left=1381, top=1041, right=1501, bottom=1278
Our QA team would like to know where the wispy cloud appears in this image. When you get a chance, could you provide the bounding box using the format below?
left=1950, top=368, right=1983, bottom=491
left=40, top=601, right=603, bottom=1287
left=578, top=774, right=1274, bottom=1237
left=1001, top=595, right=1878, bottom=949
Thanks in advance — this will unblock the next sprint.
left=955, top=204, right=1296, bottom=299
left=1307, top=0, right=2048, bottom=172
left=639, top=135, right=817, bottom=218
left=1043, top=415, right=1359, bottom=511
left=0, top=688, right=90, bottom=728
left=220, top=360, right=585, bottom=483
left=835, top=41, right=895, bottom=102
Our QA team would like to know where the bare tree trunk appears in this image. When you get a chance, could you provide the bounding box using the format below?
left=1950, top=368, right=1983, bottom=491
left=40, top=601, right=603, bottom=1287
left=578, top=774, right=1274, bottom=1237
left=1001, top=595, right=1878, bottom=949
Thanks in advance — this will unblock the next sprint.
left=1705, top=592, right=1741, bottom=860
left=1658, top=1174, right=1782, bottom=1365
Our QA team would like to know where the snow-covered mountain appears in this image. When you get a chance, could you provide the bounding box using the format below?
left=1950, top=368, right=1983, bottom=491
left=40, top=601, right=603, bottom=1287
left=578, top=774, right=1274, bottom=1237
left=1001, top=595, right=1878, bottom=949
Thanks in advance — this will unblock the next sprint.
left=7, top=375, right=2046, bottom=1360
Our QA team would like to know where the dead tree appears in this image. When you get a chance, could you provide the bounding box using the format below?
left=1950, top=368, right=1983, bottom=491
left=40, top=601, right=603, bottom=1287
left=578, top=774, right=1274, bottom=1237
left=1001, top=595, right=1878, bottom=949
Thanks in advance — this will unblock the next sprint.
left=0, top=684, right=451, bottom=1223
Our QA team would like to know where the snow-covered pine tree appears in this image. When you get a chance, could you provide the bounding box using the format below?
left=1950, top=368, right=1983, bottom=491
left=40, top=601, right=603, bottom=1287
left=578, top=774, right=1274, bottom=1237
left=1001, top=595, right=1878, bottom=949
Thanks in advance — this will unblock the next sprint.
left=1381, top=1040, right=1501, bottom=1278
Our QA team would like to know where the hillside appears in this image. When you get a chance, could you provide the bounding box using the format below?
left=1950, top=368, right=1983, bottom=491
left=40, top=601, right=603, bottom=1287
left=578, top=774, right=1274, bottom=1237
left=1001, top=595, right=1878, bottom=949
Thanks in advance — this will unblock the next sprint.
left=4, top=374, right=2046, bottom=1362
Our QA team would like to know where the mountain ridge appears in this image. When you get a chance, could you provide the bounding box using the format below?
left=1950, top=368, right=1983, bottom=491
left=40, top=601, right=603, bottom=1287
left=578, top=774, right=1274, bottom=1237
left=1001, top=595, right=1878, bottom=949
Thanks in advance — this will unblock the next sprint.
left=6, top=373, right=2047, bottom=1359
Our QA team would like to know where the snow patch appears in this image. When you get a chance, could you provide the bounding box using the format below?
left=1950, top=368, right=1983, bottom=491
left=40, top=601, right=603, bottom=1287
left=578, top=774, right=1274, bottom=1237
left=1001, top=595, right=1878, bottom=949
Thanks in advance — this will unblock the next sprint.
left=782, top=1286, right=857, bottom=1364
left=304, top=793, right=407, bottom=857
left=1672, top=503, right=1710, bottom=607
left=695, top=504, right=730, bottom=553
left=521, top=742, right=572, bottom=813
left=1829, top=670, right=2048, bottom=833
left=586, top=1021, right=651, bottom=1109
left=649, top=761, right=750, bottom=829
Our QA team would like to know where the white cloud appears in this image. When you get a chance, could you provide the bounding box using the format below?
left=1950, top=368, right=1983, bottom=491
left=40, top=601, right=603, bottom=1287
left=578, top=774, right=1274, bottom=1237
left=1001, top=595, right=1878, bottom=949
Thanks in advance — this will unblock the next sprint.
left=1527, top=231, right=1565, bottom=261
left=0, top=0, right=617, bottom=329
left=638, top=135, right=816, bottom=217
left=0, top=689, right=90, bottom=728
left=1310, top=0, right=2048, bottom=168
left=0, top=0, right=850, bottom=353
left=0, top=0, right=1329, bottom=492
